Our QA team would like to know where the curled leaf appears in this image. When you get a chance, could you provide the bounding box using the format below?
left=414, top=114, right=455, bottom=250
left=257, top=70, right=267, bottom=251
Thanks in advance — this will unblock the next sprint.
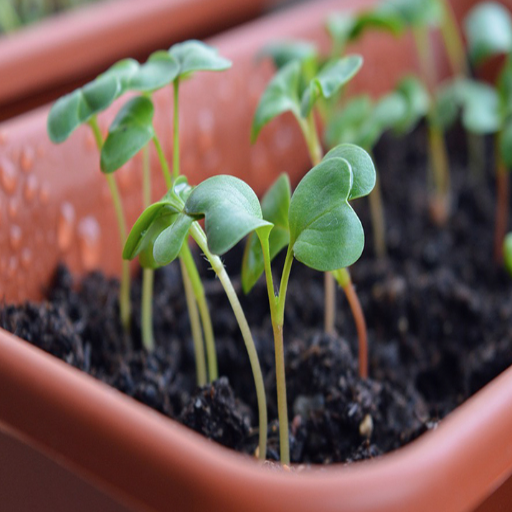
left=289, top=155, right=372, bottom=272
left=323, top=143, right=376, bottom=200
left=184, top=175, right=273, bottom=255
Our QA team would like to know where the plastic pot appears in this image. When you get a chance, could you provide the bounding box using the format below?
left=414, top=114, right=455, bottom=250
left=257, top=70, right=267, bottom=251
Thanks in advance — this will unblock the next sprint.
left=0, top=0, right=511, bottom=511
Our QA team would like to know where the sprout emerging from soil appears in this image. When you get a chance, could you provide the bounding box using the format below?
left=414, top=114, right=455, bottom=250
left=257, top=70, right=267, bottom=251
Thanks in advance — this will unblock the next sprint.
left=505, top=233, right=512, bottom=277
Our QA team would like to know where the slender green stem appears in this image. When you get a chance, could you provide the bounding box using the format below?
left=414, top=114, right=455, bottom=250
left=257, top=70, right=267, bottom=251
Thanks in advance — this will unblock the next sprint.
left=180, top=241, right=217, bottom=381
left=190, top=222, right=267, bottom=461
left=368, top=162, right=387, bottom=258
left=179, top=250, right=207, bottom=387
left=141, top=268, right=155, bottom=351
left=439, top=0, right=468, bottom=77
left=173, top=78, right=181, bottom=181
left=152, top=135, right=172, bottom=189
left=260, top=237, right=292, bottom=465
left=140, top=144, right=155, bottom=351
left=413, top=26, right=451, bottom=224
left=88, top=117, right=131, bottom=332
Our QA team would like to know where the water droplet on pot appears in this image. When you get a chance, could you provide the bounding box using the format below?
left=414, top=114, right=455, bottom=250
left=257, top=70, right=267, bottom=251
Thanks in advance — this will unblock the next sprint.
left=250, top=147, right=268, bottom=173
left=57, top=202, right=76, bottom=252
left=9, top=225, right=22, bottom=250
left=20, top=248, right=32, bottom=268
left=20, top=147, right=34, bottom=173
left=85, top=131, right=96, bottom=151
left=39, top=184, right=50, bottom=205
left=273, top=125, right=294, bottom=154
left=78, top=216, right=101, bottom=270
left=0, top=157, right=17, bottom=195
left=8, top=198, right=19, bottom=219
left=23, top=174, right=38, bottom=203
left=7, top=256, right=18, bottom=278
left=118, top=162, right=134, bottom=192
left=198, top=109, right=215, bottom=151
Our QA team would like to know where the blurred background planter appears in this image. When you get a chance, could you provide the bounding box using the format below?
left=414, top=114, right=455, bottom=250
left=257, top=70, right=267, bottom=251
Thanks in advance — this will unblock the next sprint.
left=0, top=0, right=280, bottom=121
left=0, top=0, right=512, bottom=510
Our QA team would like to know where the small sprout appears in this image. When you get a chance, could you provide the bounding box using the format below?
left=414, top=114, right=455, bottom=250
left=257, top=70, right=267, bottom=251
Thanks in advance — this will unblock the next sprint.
left=300, top=55, right=363, bottom=117
left=381, top=0, right=443, bottom=28
left=251, top=55, right=363, bottom=144
left=101, top=96, right=155, bottom=174
left=505, top=233, right=512, bottom=276
left=465, top=2, right=512, bottom=66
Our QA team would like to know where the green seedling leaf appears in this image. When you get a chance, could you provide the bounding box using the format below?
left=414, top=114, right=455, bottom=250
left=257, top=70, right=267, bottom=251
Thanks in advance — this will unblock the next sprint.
left=465, top=2, right=512, bottom=66
left=380, top=0, right=443, bottom=28
left=259, top=40, right=318, bottom=70
left=138, top=213, right=179, bottom=269
left=129, top=51, right=180, bottom=92
left=351, top=9, right=405, bottom=41
left=153, top=213, right=194, bottom=265
left=326, top=13, right=356, bottom=50
left=504, top=232, right=512, bottom=277
left=242, top=174, right=291, bottom=294
left=123, top=201, right=180, bottom=261
left=393, top=75, right=430, bottom=134
left=184, top=175, right=273, bottom=255
left=459, top=80, right=501, bottom=134
left=251, top=61, right=302, bottom=142
left=301, top=55, right=363, bottom=117
left=102, top=58, right=140, bottom=93
left=499, top=119, right=512, bottom=168
left=288, top=156, right=369, bottom=272
left=323, top=143, right=376, bottom=200
left=101, top=96, right=155, bottom=174
left=324, top=95, right=374, bottom=148
left=48, top=74, right=120, bottom=143
left=169, top=40, right=232, bottom=78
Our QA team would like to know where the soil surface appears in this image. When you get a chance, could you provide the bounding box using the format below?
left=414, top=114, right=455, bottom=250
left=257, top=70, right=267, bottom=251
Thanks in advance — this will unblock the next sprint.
left=2, top=124, right=512, bottom=465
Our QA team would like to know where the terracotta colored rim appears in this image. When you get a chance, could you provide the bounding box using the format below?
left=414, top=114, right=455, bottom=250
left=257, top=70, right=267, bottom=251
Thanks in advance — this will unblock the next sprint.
left=1, top=0, right=511, bottom=511
left=0, top=0, right=274, bottom=112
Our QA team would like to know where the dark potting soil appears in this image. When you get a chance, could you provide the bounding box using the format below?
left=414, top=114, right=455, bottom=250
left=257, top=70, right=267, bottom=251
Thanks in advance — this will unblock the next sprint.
left=2, top=124, right=512, bottom=465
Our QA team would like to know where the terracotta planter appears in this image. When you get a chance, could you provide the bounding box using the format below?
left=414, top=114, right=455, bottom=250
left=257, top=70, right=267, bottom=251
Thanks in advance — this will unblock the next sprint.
left=0, top=0, right=511, bottom=510
left=0, top=0, right=275, bottom=121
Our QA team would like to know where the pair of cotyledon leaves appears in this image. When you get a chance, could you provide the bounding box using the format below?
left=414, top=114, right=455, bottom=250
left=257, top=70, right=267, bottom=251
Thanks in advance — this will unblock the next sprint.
left=47, top=40, right=231, bottom=172
left=251, top=54, right=363, bottom=142
left=326, top=0, right=443, bottom=52
left=124, top=144, right=375, bottom=292
left=325, top=75, right=429, bottom=150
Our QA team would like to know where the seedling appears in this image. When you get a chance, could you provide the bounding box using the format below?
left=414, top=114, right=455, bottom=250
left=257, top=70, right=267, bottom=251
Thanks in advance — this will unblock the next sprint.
left=452, top=2, right=512, bottom=263
left=48, top=72, right=132, bottom=332
left=337, top=0, right=468, bottom=224
left=124, top=176, right=268, bottom=461
left=183, top=144, right=375, bottom=464
left=48, top=41, right=230, bottom=388
left=251, top=54, right=362, bottom=336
